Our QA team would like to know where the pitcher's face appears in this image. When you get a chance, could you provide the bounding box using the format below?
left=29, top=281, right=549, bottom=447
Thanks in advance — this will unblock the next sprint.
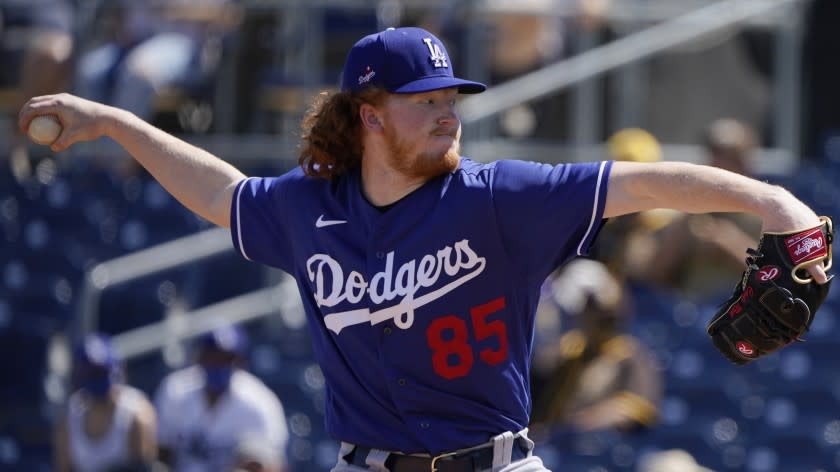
left=380, top=88, right=462, bottom=179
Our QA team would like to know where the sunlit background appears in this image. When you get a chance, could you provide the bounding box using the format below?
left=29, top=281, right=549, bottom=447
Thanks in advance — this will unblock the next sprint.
left=2, top=1, right=840, bottom=471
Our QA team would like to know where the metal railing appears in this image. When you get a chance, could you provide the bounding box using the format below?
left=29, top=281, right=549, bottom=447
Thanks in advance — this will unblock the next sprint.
left=75, top=227, right=232, bottom=339
left=461, top=0, right=798, bottom=121
left=458, top=0, right=807, bottom=155
left=111, top=279, right=293, bottom=359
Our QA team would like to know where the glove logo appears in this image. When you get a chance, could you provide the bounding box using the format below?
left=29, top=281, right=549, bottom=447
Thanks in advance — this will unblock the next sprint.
left=736, top=341, right=755, bottom=356
left=756, top=266, right=781, bottom=282
left=785, top=228, right=827, bottom=265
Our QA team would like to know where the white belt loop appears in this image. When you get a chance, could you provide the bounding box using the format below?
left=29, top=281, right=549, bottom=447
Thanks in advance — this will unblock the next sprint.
left=491, top=431, right=515, bottom=471
left=364, top=448, right=391, bottom=472
left=517, top=427, right=535, bottom=456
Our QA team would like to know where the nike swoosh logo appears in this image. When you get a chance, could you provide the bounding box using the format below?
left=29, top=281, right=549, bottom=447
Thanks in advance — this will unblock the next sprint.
left=316, top=215, right=348, bottom=228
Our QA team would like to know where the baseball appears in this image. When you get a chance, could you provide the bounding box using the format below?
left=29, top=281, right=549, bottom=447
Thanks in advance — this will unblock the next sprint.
left=28, top=115, right=63, bottom=146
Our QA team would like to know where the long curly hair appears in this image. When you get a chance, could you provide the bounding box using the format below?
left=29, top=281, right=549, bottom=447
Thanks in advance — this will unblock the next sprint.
left=299, top=88, right=388, bottom=180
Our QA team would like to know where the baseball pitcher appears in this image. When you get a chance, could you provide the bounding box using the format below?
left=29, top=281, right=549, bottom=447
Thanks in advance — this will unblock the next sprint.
left=21, top=26, right=831, bottom=472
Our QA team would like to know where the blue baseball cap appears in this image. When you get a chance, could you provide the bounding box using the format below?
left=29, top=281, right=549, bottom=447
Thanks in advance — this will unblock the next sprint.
left=74, top=333, right=119, bottom=370
left=340, top=27, right=486, bottom=94
left=199, top=325, right=248, bottom=357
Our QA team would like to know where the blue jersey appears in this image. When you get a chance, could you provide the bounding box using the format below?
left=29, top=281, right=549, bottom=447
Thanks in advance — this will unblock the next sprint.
left=230, top=158, right=612, bottom=454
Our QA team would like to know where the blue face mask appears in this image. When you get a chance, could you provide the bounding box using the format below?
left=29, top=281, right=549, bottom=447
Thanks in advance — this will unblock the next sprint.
left=203, top=366, right=233, bottom=392
left=82, top=374, right=113, bottom=398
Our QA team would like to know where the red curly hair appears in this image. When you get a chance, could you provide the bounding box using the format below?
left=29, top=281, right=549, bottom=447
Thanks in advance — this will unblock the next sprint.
left=299, top=88, right=388, bottom=180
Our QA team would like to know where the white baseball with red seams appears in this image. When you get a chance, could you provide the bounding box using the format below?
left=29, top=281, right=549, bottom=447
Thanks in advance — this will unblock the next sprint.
left=28, top=115, right=63, bottom=145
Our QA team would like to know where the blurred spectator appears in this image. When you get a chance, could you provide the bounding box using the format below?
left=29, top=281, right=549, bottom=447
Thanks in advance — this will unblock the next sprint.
left=703, top=117, right=758, bottom=174
left=232, top=433, right=285, bottom=472
left=636, top=448, right=713, bottom=472
left=54, top=333, right=158, bottom=472
left=154, top=325, right=288, bottom=472
left=485, top=0, right=609, bottom=78
left=625, top=118, right=763, bottom=300
left=593, top=128, right=679, bottom=281
left=530, top=259, right=662, bottom=440
left=1, top=0, right=74, bottom=179
left=606, top=127, right=662, bottom=165
left=75, top=0, right=240, bottom=171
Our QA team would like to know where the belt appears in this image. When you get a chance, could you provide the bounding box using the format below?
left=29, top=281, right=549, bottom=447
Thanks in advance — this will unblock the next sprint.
left=344, top=438, right=531, bottom=472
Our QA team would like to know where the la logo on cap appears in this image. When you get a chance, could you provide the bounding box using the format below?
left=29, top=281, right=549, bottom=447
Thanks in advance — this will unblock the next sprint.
left=422, top=38, right=448, bottom=68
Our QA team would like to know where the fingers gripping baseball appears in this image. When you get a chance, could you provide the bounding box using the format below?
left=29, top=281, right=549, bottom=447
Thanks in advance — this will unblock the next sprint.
left=19, top=93, right=110, bottom=152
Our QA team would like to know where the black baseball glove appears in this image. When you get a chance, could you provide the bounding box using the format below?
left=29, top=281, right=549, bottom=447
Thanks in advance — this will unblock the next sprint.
left=707, top=216, right=834, bottom=365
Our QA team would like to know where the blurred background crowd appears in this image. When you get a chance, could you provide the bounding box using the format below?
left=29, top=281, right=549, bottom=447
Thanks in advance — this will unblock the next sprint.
left=3, top=0, right=840, bottom=471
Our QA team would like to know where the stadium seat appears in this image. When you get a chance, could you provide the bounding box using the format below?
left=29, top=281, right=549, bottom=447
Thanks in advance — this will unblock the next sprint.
left=97, top=279, right=173, bottom=335
left=746, top=437, right=833, bottom=472
left=0, top=332, right=47, bottom=403
left=124, top=351, right=170, bottom=397
left=190, top=254, right=265, bottom=306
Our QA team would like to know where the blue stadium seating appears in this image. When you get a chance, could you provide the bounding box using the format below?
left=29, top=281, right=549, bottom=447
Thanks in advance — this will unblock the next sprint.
left=745, top=436, right=834, bottom=472
left=0, top=331, right=48, bottom=403
left=97, top=281, right=171, bottom=335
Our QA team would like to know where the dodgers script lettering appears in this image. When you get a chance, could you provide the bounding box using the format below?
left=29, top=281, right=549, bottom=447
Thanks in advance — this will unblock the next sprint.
left=306, top=239, right=487, bottom=334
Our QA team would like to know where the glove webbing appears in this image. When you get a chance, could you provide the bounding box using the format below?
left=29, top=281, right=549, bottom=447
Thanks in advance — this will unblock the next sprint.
left=738, top=248, right=807, bottom=343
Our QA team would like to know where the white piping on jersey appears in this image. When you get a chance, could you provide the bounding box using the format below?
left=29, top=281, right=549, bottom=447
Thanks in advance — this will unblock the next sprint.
left=309, top=239, right=487, bottom=334
left=235, top=177, right=255, bottom=261
left=576, top=160, right=608, bottom=256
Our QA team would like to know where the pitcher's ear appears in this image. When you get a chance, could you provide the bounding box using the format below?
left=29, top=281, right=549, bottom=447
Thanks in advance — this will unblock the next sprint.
left=360, top=104, right=383, bottom=131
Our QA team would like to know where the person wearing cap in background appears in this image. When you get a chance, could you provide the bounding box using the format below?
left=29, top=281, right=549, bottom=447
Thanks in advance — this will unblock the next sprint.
left=21, top=22, right=830, bottom=472
left=593, top=128, right=680, bottom=281
left=53, top=333, right=158, bottom=472
left=529, top=259, right=662, bottom=440
left=153, top=325, right=288, bottom=472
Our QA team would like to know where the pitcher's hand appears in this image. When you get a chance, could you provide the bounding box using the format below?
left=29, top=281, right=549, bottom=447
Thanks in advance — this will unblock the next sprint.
left=19, top=93, right=117, bottom=153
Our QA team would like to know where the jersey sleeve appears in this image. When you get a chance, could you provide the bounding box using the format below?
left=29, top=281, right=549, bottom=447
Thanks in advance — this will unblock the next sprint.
left=229, top=176, right=294, bottom=272
left=491, top=159, right=612, bottom=280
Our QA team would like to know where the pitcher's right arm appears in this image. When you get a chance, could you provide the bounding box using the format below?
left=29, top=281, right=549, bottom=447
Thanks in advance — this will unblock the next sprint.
left=19, top=93, right=246, bottom=228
